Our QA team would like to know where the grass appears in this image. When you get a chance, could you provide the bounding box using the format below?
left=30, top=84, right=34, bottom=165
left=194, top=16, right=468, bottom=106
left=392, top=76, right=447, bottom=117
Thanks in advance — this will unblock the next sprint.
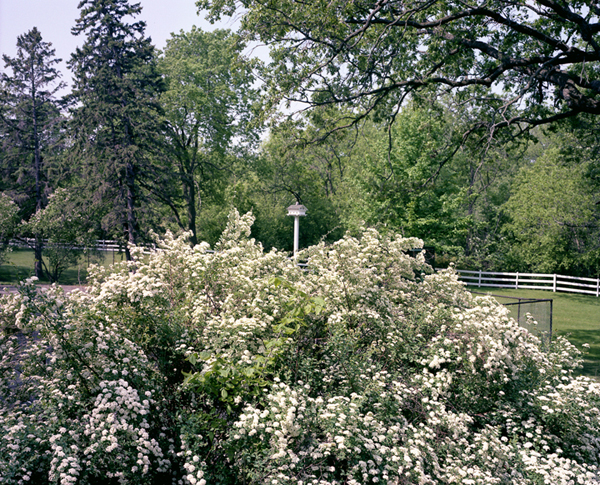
left=469, top=287, right=600, bottom=378
left=0, top=248, right=126, bottom=285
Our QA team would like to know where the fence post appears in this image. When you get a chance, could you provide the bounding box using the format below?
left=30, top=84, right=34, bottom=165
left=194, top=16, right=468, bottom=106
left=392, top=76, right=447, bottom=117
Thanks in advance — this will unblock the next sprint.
left=515, top=272, right=519, bottom=290
left=553, top=274, right=557, bottom=293
left=597, top=277, right=599, bottom=298
left=478, top=270, right=482, bottom=288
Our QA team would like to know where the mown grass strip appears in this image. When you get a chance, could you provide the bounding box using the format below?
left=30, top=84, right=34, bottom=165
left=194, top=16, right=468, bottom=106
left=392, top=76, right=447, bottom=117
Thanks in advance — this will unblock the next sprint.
left=470, top=287, right=600, bottom=378
left=0, top=248, right=126, bottom=285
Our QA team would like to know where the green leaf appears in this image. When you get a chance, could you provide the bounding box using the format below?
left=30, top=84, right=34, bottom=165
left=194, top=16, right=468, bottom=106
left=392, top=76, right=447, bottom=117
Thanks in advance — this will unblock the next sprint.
left=313, top=297, right=326, bottom=314
left=264, top=339, right=277, bottom=349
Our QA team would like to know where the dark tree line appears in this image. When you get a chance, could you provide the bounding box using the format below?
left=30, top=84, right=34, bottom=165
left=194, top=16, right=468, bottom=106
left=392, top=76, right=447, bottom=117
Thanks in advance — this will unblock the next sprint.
left=68, top=0, right=166, bottom=260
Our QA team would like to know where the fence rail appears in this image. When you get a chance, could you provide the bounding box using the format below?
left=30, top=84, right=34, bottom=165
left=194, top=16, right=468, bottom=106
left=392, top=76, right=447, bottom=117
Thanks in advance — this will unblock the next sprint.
left=9, top=239, right=600, bottom=297
left=11, top=238, right=144, bottom=253
left=453, top=269, right=600, bottom=297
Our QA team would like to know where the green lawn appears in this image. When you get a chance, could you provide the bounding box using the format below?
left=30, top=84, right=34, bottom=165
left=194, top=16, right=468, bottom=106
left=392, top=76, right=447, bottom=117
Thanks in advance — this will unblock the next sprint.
left=469, top=287, right=600, bottom=378
left=0, top=248, right=126, bottom=285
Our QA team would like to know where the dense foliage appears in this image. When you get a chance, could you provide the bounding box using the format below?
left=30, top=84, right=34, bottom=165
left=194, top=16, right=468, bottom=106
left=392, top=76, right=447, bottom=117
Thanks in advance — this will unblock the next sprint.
left=159, top=27, right=260, bottom=246
left=1, top=211, right=599, bottom=484
left=0, top=193, right=18, bottom=265
left=200, top=0, right=600, bottom=130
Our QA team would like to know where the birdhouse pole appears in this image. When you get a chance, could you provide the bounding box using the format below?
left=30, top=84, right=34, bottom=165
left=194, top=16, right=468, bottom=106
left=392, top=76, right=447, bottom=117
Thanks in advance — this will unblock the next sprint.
left=286, top=202, right=307, bottom=258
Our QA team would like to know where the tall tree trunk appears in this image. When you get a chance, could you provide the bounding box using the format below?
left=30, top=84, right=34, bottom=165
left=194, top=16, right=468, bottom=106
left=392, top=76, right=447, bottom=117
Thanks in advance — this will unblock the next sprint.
left=34, top=238, right=44, bottom=280
left=187, top=178, right=198, bottom=246
left=32, top=57, right=45, bottom=279
left=125, top=160, right=137, bottom=260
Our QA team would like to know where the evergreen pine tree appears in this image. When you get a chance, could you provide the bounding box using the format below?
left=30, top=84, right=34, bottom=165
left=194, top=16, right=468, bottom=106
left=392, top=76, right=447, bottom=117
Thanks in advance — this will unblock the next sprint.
left=68, top=0, right=164, bottom=259
left=0, top=27, right=64, bottom=278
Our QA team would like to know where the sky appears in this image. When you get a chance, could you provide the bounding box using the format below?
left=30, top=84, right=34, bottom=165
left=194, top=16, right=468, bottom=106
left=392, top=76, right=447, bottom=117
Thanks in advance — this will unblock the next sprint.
left=0, top=0, right=242, bottom=91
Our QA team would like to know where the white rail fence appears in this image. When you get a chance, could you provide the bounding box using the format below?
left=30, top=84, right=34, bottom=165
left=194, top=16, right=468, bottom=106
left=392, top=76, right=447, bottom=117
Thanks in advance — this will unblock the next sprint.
left=454, top=269, right=600, bottom=297
left=11, top=238, right=143, bottom=252
left=9, top=239, right=600, bottom=297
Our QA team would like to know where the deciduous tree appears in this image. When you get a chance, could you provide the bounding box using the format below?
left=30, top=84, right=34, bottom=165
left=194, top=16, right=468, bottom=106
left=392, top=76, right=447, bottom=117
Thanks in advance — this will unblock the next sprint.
left=24, top=188, right=101, bottom=282
left=0, top=194, right=18, bottom=266
left=159, top=27, right=259, bottom=245
left=200, top=0, right=600, bottom=133
left=504, top=143, right=600, bottom=275
left=251, top=109, right=367, bottom=250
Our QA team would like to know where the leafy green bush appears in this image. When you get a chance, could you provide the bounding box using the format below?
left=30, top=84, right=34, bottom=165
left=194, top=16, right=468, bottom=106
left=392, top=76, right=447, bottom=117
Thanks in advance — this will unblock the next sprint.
left=1, top=210, right=599, bottom=484
left=0, top=193, right=18, bottom=266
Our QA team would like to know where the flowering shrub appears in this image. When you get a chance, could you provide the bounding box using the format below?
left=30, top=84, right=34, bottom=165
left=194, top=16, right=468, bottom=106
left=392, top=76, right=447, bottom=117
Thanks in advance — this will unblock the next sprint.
left=1, top=209, right=599, bottom=484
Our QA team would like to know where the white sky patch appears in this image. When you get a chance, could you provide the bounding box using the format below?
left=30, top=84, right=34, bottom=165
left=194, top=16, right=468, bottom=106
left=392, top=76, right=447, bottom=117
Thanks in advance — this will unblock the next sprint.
left=0, top=0, right=259, bottom=96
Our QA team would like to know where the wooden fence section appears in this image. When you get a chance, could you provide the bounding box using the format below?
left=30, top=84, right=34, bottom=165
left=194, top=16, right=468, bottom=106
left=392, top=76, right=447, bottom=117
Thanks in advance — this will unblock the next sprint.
left=13, top=238, right=141, bottom=252
left=454, top=269, right=600, bottom=297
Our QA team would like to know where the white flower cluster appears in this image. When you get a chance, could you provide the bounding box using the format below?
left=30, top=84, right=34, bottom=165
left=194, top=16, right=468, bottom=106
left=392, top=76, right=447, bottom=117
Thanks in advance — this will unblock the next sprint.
left=229, top=370, right=600, bottom=485
left=78, top=380, right=168, bottom=472
left=1, top=209, right=599, bottom=484
left=0, top=281, right=174, bottom=484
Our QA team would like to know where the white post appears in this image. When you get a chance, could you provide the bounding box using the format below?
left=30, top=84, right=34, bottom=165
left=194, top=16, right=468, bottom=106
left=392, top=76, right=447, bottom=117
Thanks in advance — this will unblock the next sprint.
left=478, top=270, right=481, bottom=288
left=515, top=272, right=519, bottom=290
left=596, top=277, right=599, bottom=298
left=293, top=215, right=300, bottom=257
left=287, top=202, right=307, bottom=259
left=553, top=274, right=557, bottom=292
